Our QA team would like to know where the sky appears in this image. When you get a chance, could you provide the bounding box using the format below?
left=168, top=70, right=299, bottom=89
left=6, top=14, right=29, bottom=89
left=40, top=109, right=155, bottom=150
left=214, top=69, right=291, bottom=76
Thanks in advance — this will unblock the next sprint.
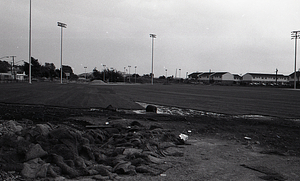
left=1, top=0, right=300, bottom=77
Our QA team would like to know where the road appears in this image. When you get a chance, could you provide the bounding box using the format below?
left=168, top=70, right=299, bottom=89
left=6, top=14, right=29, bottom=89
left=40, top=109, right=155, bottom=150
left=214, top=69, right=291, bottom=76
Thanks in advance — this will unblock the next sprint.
left=1, top=82, right=300, bottom=118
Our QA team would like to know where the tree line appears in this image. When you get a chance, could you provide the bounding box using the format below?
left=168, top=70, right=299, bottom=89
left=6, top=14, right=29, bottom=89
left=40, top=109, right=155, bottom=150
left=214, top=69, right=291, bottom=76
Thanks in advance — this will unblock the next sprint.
left=0, top=57, right=77, bottom=80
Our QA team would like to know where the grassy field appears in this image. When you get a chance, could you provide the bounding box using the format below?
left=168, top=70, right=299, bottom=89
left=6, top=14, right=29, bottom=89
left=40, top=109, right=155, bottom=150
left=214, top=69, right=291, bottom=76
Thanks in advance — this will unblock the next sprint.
left=113, top=84, right=300, bottom=118
left=0, top=82, right=143, bottom=110
left=1, top=82, right=300, bottom=118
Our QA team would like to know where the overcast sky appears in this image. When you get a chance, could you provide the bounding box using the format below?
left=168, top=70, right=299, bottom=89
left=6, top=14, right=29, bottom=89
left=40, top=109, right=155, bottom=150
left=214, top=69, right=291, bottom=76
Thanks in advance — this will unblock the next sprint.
left=1, top=0, right=300, bottom=77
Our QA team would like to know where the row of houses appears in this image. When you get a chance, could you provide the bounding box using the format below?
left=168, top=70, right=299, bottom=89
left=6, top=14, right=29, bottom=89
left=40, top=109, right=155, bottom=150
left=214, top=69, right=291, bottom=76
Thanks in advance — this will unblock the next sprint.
left=188, top=71, right=300, bottom=85
left=0, top=72, right=27, bottom=81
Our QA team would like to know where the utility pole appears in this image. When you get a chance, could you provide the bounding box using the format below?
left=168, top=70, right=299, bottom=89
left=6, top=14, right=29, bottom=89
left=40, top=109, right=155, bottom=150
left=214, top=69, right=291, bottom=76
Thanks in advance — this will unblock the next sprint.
left=275, top=68, right=278, bottom=85
left=11, top=56, right=16, bottom=80
left=291, top=30, right=300, bottom=89
left=179, top=69, right=181, bottom=79
left=128, top=65, right=131, bottom=83
left=165, top=68, right=167, bottom=77
left=103, top=65, right=106, bottom=82
left=135, top=66, right=137, bottom=83
left=84, top=67, right=87, bottom=79
left=124, top=67, right=126, bottom=83
left=150, top=34, right=156, bottom=85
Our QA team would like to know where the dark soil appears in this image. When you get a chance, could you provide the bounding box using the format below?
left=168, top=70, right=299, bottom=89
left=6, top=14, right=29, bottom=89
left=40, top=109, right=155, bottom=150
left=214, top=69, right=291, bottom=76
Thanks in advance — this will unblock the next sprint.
left=1, top=103, right=300, bottom=157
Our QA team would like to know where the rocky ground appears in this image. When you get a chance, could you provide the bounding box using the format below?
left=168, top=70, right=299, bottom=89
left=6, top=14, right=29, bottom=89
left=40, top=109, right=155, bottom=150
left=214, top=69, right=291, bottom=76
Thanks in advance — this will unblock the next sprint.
left=0, top=103, right=300, bottom=180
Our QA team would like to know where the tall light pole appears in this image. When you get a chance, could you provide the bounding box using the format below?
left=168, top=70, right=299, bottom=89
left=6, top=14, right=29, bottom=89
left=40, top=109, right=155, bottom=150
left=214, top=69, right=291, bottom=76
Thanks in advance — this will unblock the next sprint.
left=292, top=30, right=300, bottom=89
left=150, top=34, right=156, bottom=85
left=135, top=66, right=137, bottom=83
left=57, top=22, right=67, bottom=84
left=124, top=67, right=126, bottom=83
left=165, top=68, right=168, bottom=84
left=179, top=69, right=181, bottom=79
left=128, top=65, right=131, bottom=83
left=103, top=64, right=106, bottom=81
left=110, top=67, right=114, bottom=82
left=29, top=0, right=32, bottom=84
left=84, top=67, right=87, bottom=79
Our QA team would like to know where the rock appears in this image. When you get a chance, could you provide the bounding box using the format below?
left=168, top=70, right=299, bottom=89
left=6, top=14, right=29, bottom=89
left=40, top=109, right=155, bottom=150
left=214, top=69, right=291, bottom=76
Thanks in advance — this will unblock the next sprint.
left=51, top=154, right=79, bottom=178
left=130, top=158, right=146, bottom=167
left=74, top=156, right=86, bottom=169
left=36, top=163, right=50, bottom=178
left=148, top=155, right=164, bottom=164
left=146, top=105, right=157, bottom=113
left=35, top=124, right=52, bottom=136
left=21, top=158, right=49, bottom=179
left=123, top=148, right=143, bottom=155
left=5, top=120, right=23, bottom=133
left=52, top=144, right=76, bottom=160
left=88, top=169, right=98, bottom=175
left=25, top=144, right=48, bottom=161
left=88, top=164, right=112, bottom=176
left=47, top=165, right=59, bottom=178
left=113, top=161, right=136, bottom=175
left=80, top=145, right=95, bottom=161
left=65, top=160, right=75, bottom=168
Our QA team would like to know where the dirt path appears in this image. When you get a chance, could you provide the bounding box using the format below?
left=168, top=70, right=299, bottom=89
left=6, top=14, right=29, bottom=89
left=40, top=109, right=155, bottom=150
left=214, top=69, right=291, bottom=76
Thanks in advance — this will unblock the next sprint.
left=120, top=136, right=300, bottom=181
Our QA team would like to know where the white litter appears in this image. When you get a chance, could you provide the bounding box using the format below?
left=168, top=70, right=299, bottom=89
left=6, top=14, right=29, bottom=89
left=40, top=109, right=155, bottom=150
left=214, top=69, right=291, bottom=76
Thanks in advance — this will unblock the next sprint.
left=179, top=133, right=188, bottom=141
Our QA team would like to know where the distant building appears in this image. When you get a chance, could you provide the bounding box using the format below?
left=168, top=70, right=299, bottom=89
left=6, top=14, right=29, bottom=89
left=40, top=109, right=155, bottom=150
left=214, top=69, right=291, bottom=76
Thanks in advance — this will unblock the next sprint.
left=242, top=73, right=288, bottom=84
left=288, top=71, right=300, bottom=84
left=198, top=72, right=214, bottom=83
left=197, top=72, right=234, bottom=84
left=0, top=73, right=12, bottom=81
left=233, top=74, right=242, bottom=84
left=188, top=72, right=202, bottom=80
left=0, top=72, right=27, bottom=81
left=16, top=72, right=27, bottom=81
left=209, top=72, right=234, bottom=84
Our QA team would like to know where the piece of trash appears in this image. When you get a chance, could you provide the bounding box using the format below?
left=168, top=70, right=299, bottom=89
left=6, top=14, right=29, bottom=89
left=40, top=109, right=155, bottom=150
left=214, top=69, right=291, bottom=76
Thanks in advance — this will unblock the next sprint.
left=160, top=173, right=167, bottom=177
left=105, top=122, right=109, bottom=125
left=188, top=130, right=192, bottom=133
left=244, top=137, right=251, bottom=140
left=179, top=133, right=188, bottom=141
left=127, top=126, right=131, bottom=129
left=90, top=108, right=99, bottom=111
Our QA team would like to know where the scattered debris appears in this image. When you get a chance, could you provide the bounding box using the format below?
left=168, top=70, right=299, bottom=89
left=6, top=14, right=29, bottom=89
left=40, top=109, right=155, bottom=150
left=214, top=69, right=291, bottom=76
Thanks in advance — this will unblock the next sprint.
left=244, top=137, right=251, bottom=140
left=179, top=133, right=188, bottom=141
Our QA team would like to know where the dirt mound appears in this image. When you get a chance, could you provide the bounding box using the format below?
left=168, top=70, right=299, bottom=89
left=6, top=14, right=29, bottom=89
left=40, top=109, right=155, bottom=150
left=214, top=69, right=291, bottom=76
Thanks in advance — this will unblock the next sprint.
left=0, top=118, right=185, bottom=180
left=89, top=80, right=107, bottom=85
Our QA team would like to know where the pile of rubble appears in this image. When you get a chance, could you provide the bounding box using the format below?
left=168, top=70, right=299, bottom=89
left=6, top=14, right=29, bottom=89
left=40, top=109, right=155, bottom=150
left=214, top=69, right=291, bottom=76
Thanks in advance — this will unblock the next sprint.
left=0, top=118, right=185, bottom=180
